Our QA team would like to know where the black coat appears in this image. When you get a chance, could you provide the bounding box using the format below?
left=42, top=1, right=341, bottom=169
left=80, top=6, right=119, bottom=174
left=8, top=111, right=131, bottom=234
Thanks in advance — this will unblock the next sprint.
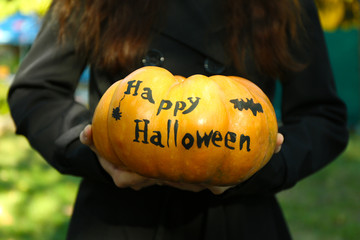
left=8, top=0, right=349, bottom=239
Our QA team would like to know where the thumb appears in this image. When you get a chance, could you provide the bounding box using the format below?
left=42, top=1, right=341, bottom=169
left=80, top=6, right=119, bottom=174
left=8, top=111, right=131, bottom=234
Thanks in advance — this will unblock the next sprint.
left=274, top=133, right=284, bottom=153
left=80, top=124, right=95, bottom=148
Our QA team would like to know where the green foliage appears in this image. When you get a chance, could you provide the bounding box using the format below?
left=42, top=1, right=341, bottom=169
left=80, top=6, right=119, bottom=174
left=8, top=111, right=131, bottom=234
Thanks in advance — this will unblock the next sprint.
left=0, top=82, right=10, bottom=115
left=315, top=0, right=360, bottom=31
left=0, top=46, right=20, bottom=75
left=0, top=0, right=51, bottom=20
left=0, top=133, right=80, bottom=239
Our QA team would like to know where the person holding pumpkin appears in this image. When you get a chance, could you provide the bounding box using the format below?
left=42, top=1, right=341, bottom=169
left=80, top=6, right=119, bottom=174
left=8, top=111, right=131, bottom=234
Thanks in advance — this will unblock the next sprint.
left=8, top=0, right=349, bottom=239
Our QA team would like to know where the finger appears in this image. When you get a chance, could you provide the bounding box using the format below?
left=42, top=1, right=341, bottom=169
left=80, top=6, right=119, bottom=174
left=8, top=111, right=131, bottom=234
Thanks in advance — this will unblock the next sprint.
left=113, top=169, right=148, bottom=188
left=98, top=156, right=116, bottom=177
left=97, top=154, right=153, bottom=189
left=276, top=133, right=284, bottom=145
left=98, top=157, right=133, bottom=188
left=80, top=124, right=93, bottom=145
left=162, top=181, right=206, bottom=192
left=80, top=125, right=98, bottom=153
left=206, top=186, right=232, bottom=195
left=131, top=178, right=158, bottom=191
left=274, top=133, right=284, bottom=153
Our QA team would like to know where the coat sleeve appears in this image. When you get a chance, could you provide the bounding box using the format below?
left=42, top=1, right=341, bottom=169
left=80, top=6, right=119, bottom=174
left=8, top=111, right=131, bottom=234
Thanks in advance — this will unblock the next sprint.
left=7, top=14, right=112, bottom=184
left=220, top=0, right=349, bottom=198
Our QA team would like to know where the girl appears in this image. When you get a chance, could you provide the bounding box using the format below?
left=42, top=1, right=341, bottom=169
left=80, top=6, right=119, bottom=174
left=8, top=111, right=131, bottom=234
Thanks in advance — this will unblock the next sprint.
left=8, top=0, right=348, bottom=239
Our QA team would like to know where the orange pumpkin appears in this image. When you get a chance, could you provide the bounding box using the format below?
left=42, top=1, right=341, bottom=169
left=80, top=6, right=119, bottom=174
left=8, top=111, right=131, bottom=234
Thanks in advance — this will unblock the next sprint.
left=92, top=66, right=278, bottom=185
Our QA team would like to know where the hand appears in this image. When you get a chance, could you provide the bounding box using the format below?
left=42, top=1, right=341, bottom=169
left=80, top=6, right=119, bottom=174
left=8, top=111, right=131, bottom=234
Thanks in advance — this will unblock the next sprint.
left=159, top=181, right=233, bottom=195
left=80, top=125, right=158, bottom=190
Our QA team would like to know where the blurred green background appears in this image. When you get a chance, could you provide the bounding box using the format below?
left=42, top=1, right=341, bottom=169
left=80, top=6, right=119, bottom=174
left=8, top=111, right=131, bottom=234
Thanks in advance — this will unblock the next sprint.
left=0, top=0, right=360, bottom=239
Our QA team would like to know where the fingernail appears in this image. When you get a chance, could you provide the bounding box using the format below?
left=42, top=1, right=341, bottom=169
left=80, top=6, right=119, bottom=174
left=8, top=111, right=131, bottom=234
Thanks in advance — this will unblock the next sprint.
left=80, top=130, right=87, bottom=143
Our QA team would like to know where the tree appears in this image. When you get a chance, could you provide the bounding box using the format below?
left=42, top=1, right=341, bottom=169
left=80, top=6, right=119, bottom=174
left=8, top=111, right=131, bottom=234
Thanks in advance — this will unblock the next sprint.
left=315, top=0, right=360, bottom=31
left=0, top=0, right=51, bottom=20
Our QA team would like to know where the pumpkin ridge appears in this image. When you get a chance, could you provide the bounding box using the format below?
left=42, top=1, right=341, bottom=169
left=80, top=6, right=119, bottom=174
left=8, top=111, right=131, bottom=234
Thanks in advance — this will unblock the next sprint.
left=247, top=88, right=277, bottom=174
left=227, top=77, right=268, bottom=183
left=106, top=80, right=128, bottom=168
left=244, top=89, right=270, bottom=175
left=159, top=77, right=185, bottom=181
left=206, top=76, right=235, bottom=184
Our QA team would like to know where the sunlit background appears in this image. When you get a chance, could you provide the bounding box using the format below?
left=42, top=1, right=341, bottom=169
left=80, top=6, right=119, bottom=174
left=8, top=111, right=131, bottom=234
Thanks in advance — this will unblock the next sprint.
left=0, top=0, right=359, bottom=239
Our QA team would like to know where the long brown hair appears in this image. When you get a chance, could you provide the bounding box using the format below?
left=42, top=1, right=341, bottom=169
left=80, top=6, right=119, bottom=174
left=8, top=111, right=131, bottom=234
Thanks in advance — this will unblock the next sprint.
left=51, top=0, right=305, bottom=77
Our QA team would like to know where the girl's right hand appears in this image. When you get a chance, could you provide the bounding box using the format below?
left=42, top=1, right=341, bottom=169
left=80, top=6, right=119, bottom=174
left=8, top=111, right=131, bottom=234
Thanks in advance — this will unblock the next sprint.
left=79, top=125, right=219, bottom=193
left=80, top=125, right=158, bottom=190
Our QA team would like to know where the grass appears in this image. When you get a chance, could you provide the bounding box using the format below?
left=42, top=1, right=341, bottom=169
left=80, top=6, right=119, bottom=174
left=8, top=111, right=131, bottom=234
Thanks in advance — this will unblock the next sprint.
left=277, top=133, right=360, bottom=240
left=0, top=129, right=359, bottom=239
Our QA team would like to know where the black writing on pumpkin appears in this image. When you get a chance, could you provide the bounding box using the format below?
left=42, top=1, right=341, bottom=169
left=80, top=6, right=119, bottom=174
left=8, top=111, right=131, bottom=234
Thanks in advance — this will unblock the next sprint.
left=156, top=97, right=201, bottom=116
left=133, top=119, right=250, bottom=151
left=230, top=98, right=263, bottom=116
left=113, top=79, right=255, bottom=151
left=112, top=80, right=201, bottom=120
left=124, top=80, right=155, bottom=104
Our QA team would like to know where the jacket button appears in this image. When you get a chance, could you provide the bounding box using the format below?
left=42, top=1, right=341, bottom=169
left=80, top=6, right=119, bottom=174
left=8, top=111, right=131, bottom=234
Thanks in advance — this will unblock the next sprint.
left=204, top=58, right=225, bottom=74
left=142, top=49, right=165, bottom=67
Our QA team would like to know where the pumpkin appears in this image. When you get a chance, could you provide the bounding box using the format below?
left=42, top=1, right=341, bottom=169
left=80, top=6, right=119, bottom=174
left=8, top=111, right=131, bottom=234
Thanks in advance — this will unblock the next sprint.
left=92, top=66, right=278, bottom=185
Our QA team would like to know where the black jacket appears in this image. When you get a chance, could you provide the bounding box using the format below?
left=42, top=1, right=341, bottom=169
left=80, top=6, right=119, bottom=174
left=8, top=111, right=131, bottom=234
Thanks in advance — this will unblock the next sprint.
left=8, top=0, right=348, bottom=239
